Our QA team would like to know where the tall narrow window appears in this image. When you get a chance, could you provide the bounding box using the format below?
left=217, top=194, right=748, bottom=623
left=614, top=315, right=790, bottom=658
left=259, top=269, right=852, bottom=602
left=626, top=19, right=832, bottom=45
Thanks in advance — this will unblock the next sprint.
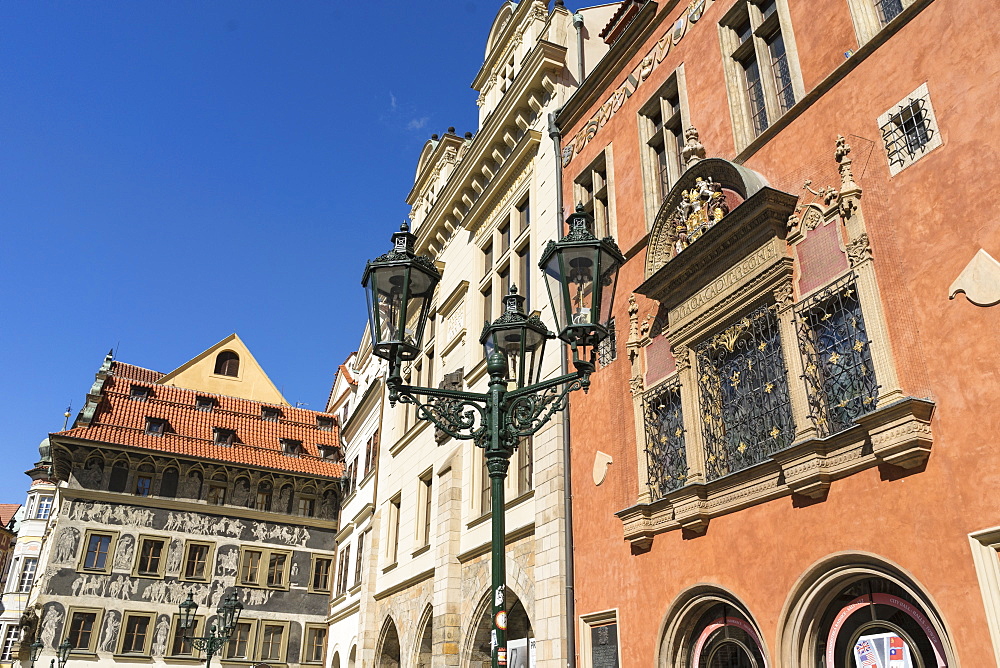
left=353, top=532, right=366, bottom=588
left=364, top=432, right=379, bottom=478
left=226, top=623, right=252, bottom=659
left=336, top=546, right=351, bottom=596
left=312, top=557, right=332, bottom=592
left=1, top=626, right=19, bottom=661
left=304, top=626, right=327, bottom=664
left=482, top=285, right=493, bottom=325
left=517, top=246, right=531, bottom=310
left=481, top=454, right=492, bottom=515
left=574, top=152, right=613, bottom=236
left=17, top=558, right=37, bottom=593
left=66, top=612, right=98, bottom=651
left=420, top=474, right=433, bottom=547
left=721, top=0, right=800, bottom=147
left=255, top=481, right=273, bottom=511
left=241, top=550, right=262, bottom=585
left=160, top=468, right=179, bottom=498
left=266, top=552, right=288, bottom=587
left=640, top=75, right=686, bottom=212
left=135, top=475, right=152, bottom=497
left=516, top=198, right=530, bottom=234
left=517, top=437, right=533, bottom=496
left=121, top=614, right=152, bottom=654
left=483, top=242, right=494, bottom=278
left=183, top=543, right=210, bottom=581
left=388, top=496, right=401, bottom=565
left=170, top=617, right=199, bottom=656
left=259, top=625, right=285, bottom=662
left=214, top=351, right=240, bottom=377
left=35, top=496, right=53, bottom=519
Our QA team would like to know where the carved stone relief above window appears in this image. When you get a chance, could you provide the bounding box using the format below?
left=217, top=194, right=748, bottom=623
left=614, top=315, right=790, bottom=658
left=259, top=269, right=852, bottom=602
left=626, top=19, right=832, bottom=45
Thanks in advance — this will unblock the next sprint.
left=621, top=140, right=932, bottom=546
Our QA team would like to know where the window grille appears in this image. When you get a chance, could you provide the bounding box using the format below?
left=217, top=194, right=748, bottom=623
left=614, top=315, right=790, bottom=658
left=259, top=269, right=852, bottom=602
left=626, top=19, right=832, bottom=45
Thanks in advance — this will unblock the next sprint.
left=697, top=304, right=795, bottom=480
left=796, top=275, right=880, bottom=437
left=643, top=380, right=687, bottom=499
left=597, top=318, right=617, bottom=366
left=742, top=58, right=769, bottom=136
left=881, top=95, right=934, bottom=170
left=874, top=0, right=904, bottom=25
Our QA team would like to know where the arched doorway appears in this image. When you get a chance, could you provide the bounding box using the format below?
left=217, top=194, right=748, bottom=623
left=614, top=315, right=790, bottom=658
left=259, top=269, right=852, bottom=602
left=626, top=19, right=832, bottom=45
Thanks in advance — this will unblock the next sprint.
left=779, top=555, right=956, bottom=667
left=658, top=587, right=768, bottom=668
left=377, top=618, right=401, bottom=668
left=467, top=589, right=533, bottom=668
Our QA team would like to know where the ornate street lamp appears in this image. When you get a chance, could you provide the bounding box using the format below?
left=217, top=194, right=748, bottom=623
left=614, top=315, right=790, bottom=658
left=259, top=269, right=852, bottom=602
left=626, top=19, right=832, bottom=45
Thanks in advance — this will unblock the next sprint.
left=54, top=641, right=71, bottom=668
left=177, top=591, right=244, bottom=668
left=28, top=640, right=43, bottom=668
left=362, top=208, right=623, bottom=668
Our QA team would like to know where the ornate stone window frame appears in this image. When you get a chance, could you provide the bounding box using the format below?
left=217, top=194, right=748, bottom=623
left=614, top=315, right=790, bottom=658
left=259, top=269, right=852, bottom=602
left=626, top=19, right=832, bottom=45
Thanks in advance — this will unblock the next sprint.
left=578, top=609, right=621, bottom=668
left=969, top=527, right=1000, bottom=666
left=636, top=65, right=691, bottom=228
left=621, top=143, right=934, bottom=547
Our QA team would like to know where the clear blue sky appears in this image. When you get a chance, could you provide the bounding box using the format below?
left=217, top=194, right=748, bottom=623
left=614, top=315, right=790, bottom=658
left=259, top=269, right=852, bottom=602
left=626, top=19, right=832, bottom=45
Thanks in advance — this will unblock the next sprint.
left=0, top=2, right=569, bottom=499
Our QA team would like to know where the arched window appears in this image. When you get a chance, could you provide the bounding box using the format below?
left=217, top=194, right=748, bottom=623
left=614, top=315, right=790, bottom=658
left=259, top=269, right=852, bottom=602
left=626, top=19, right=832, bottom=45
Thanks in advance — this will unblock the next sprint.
left=108, top=461, right=129, bottom=493
left=214, top=351, right=240, bottom=377
left=160, top=468, right=179, bottom=498
left=658, top=588, right=767, bottom=668
left=377, top=618, right=401, bottom=668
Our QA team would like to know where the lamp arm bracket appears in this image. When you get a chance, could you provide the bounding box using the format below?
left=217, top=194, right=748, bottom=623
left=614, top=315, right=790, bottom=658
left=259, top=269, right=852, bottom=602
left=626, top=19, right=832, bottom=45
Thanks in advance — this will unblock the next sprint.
left=396, top=387, right=489, bottom=443
left=504, top=375, right=585, bottom=439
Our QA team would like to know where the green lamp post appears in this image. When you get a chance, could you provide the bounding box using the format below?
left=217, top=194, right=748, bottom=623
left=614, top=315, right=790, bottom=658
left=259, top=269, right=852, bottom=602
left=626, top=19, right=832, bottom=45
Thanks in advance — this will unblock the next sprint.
left=28, top=640, right=43, bottom=668
left=177, top=591, right=244, bottom=668
left=362, top=209, right=624, bottom=668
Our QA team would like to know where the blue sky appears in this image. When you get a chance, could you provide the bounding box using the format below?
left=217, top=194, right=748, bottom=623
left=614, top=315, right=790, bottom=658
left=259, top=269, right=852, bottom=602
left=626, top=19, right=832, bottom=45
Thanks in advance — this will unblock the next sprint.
left=0, top=1, right=546, bottom=499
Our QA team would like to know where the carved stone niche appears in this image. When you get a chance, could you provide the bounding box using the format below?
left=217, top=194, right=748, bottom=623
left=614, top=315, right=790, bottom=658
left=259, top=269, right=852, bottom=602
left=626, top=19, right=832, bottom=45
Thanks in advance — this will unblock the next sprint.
left=435, top=368, right=465, bottom=444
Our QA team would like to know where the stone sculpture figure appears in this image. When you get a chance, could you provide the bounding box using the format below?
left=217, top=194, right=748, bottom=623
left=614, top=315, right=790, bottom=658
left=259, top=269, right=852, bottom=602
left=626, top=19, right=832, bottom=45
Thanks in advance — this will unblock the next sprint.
left=40, top=608, right=62, bottom=647
left=152, top=617, right=170, bottom=656
left=666, top=176, right=729, bottom=256
left=18, top=608, right=39, bottom=644
left=101, top=610, right=121, bottom=652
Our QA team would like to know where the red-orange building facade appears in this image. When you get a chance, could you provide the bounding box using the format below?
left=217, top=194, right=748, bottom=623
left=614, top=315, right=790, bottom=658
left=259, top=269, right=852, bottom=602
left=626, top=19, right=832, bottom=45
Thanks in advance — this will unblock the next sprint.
left=557, top=0, right=1000, bottom=666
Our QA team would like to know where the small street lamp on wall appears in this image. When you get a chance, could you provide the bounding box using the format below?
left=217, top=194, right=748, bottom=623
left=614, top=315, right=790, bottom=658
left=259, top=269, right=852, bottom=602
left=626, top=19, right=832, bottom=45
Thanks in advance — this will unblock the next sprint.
left=362, top=208, right=624, bottom=668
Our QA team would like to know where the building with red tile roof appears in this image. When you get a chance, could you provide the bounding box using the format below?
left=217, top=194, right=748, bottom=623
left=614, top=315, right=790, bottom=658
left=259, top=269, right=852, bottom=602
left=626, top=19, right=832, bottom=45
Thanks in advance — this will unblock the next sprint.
left=23, top=339, right=344, bottom=668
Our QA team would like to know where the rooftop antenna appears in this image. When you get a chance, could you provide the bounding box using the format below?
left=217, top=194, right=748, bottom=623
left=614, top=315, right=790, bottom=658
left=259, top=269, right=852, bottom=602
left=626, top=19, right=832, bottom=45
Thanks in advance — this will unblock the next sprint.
left=296, top=402, right=309, bottom=408
left=62, top=402, right=72, bottom=430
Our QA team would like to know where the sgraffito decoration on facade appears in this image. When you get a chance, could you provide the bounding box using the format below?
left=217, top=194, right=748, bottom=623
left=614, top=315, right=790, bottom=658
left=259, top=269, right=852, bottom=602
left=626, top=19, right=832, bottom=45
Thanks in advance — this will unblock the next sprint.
left=665, top=177, right=730, bottom=256
left=562, top=0, right=715, bottom=166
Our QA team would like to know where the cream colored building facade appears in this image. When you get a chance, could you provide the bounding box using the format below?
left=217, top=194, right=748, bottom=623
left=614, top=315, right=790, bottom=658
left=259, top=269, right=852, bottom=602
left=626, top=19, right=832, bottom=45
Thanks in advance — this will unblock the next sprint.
left=355, top=2, right=617, bottom=666
left=326, top=333, right=385, bottom=668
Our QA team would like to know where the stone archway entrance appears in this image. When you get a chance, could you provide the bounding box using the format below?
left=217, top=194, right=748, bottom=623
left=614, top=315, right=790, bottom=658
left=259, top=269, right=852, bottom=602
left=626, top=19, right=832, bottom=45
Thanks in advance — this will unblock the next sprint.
left=467, top=590, right=533, bottom=668
left=378, top=618, right=401, bottom=668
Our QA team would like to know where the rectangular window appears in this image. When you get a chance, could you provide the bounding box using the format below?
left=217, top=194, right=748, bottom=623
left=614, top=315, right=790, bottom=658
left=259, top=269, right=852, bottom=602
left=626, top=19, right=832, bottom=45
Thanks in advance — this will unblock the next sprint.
left=135, top=537, right=166, bottom=577
left=261, top=407, right=282, bottom=421
left=17, top=557, right=37, bottom=593
left=516, top=197, right=530, bottom=234
left=483, top=242, right=494, bottom=278
left=145, top=418, right=167, bottom=436
left=354, top=532, right=366, bottom=588
left=364, top=431, right=379, bottom=478
left=643, top=379, right=688, bottom=500
left=336, top=546, right=351, bottom=596
left=169, top=616, right=201, bottom=657
left=266, top=552, right=288, bottom=588
left=135, top=475, right=152, bottom=497
left=796, top=276, right=879, bottom=437
left=131, top=385, right=150, bottom=401
left=241, top=550, right=262, bottom=585
left=420, top=473, right=433, bottom=547
left=66, top=611, right=99, bottom=652
left=721, top=0, right=799, bottom=147
left=312, top=557, right=333, bottom=592
left=316, top=416, right=334, bottom=431
left=1, top=626, right=19, bottom=662
left=281, top=439, right=303, bottom=456
left=878, top=84, right=941, bottom=175
left=259, top=624, right=285, bottom=662
left=499, top=222, right=511, bottom=254
left=182, top=542, right=212, bottom=581
left=35, top=496, right=53, bottom=519
left=517, top=437, right=533, bottom=496
left=597, top=317, right=617, bottom=367
left=226, top=622, right=253, bottom=660
left=640, top=76, right=685, bottom=210
left=255, top=486, right=272, bottom=511
left=298, top=497, right=316, bottom=517
left=206, top=484, right=226, bottom=506
left=388, top=495, right=401, bottom=565
left=696, top=303, right=795, bottom=480
left=195, top=396, right=214, bottom=411
left=82, top=532, right=115, bottom=572
left=517, top=245, right=531, bottom=310
left=482, top=285, right=493, bottom=325
left=120, top=613, right=152, bottom=654
left=874, top=0, right=904, bottom=25
left=499, top=266, right=511, bottom=299
left=574, top=152, right=613, bottom=236
left=481, top=452, right=492, bottom=515
left=304, top=626, right=327, bottom=664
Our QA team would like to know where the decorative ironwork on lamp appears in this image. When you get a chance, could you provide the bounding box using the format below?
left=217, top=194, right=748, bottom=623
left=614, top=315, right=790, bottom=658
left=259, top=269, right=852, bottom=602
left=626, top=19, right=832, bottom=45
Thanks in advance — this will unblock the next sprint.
left=480, top=285, right=553, bottom=389
left=177, top=591, right=243, bottom=668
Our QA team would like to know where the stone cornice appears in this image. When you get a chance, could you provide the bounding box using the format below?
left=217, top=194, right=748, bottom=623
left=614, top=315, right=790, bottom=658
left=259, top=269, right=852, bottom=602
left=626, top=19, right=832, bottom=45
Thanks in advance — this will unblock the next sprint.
left=413, top=40, right=567, bottom=257
left=373, top=567, right=434, bottom=601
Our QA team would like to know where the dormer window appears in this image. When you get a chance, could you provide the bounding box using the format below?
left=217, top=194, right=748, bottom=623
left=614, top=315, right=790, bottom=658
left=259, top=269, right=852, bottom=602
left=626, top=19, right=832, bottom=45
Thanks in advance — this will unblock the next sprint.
left=281, top=439, right=304, bottom=457
left=131, top=385, right=151, bottom=401
left=316, top=416, right=335, bottom=432
left=145, top=418, right=168, bottom=436
left=214, top=428, right=237, bottom=447
left=214, top=351, right=240, bottom=377
left=195, top=396, right=215, bottom=412
left=261, top=407, right=282, bottom=422
left=318, top=444, right=342, bottom=461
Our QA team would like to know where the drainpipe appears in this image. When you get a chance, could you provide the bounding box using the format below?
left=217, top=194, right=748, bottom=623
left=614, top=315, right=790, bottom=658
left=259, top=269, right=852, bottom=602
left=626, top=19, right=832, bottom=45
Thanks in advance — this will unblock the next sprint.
left=548, top=110, right=577, bottom=668
left=573, top=12, right=585, bottom=82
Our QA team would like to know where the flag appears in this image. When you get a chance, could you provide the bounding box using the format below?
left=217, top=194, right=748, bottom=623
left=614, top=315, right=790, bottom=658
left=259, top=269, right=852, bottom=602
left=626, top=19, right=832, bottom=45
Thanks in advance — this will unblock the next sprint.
left=888, top=635, right=906, bottom=667
left=855, top=639, right=881, bottom=668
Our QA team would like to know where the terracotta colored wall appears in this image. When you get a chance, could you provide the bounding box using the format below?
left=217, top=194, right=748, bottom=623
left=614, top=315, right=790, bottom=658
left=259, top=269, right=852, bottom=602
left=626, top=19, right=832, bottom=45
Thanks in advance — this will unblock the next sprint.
left=561, top=0, right=1000, bottom=664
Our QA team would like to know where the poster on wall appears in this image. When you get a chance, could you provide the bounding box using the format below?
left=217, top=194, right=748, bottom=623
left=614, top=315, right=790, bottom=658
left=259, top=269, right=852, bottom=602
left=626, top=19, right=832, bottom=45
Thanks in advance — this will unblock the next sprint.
left=853, top=632, right=912, bottom=668
left=508, top=638, right=535, bottom=668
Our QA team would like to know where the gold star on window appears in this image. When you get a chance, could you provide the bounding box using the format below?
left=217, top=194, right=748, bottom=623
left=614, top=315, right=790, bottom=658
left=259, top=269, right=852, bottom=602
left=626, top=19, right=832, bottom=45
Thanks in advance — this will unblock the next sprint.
left=828, top=352, right=841, bottom=364
left=660, top=436, right=668, bottom=443
left=703, top=413, right=712, bottom=423
left=822, top=312, right=832, bottom=320
left=853, top=340, right=864, bottom=352
left=708, top=455, right=716, bottom=463
left=758, top=341, right=767, bottom=351
left=764, top=382, right=774, bottom=393
left=675, top=428, right=683, bottom=438
left=770, top=427, right=781, bottom=438
left=730, top=371, right=741, bottom=388
left=737, top=442, right=747, bottom=453
left=863, top=396, right=874, bottom=405
left=806, top=363, right=817, bottom=374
